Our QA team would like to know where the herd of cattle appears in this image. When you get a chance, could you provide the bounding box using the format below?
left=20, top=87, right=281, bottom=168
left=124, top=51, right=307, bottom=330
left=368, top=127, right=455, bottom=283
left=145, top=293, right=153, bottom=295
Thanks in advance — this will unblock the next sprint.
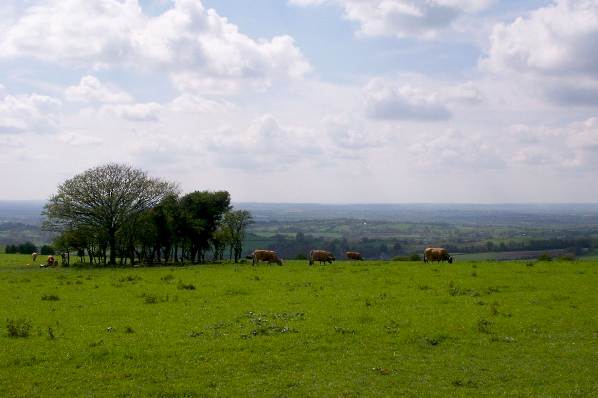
left=250, top=247, right=453, bottom=266
left=30, top=248, right=453, bottom=267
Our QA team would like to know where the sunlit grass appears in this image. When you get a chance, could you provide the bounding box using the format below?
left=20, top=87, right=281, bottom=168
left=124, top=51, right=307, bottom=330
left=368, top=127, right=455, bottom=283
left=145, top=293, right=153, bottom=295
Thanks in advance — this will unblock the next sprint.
left=1, top=254, right=597, bottom=397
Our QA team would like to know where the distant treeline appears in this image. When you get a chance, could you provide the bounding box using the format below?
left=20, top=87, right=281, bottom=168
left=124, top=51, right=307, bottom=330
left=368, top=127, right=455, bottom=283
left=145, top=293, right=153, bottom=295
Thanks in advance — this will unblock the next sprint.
left=4, top=242, right=55, bottom=255
left=447, top=238, right=594, bottom=254
left=250, top=233, right=595, bottom=260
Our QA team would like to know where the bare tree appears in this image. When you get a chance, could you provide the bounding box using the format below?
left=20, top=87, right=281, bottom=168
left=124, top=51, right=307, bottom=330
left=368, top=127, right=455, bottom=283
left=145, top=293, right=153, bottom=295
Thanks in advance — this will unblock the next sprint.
left=44, top=163, right=179, bottom=265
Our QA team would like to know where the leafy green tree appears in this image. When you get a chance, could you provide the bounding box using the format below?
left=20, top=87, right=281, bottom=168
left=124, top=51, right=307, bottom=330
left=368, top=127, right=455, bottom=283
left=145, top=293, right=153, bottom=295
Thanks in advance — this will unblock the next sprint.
left=179, top=191, right=231, bottom=263
left=44, top=163, right=178, bottom=265
left=223, top=210, right=253, bottom=262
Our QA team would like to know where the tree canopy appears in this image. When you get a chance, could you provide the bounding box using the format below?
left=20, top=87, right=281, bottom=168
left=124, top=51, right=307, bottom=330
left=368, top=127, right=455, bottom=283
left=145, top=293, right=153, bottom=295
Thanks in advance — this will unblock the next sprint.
left=44, top=163, right=179, bottom=265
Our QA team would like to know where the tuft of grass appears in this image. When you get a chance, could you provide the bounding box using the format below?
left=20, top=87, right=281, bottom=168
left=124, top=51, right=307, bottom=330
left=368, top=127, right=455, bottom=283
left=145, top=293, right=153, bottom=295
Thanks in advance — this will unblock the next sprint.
left=477, top=319, right=493, bottom=334
left=161, top=274, right=175, bottom=283
left=6, top=318, right=32, bottom=338
left=177, top=281, right=196, bottom=290
left=41, top=294, right=60, bottom=301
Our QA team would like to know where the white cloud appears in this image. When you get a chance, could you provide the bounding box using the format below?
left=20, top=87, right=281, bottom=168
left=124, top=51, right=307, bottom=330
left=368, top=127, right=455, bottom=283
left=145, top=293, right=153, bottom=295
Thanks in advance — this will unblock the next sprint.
left=207, top=114, right=325, bottom=170
left=324, top=114, right=384, bottom=149
left=365, top=79, right=451, bottom=121
left=57, top=132, right=103, bottom=146
left=170, top=94, right=235, bottom=113
left=0, top=92, right=61, bottom=134
left=101, top=102, right=161, bottom=122
left=0, top=0, right=311, bottom=95
left=481, top=0, right=598, bottom=105
left=408, top=129, right=506, bottom=170
left=289, top=0, right=494, bottom=38
left=65, top=75, right=133, bottom=103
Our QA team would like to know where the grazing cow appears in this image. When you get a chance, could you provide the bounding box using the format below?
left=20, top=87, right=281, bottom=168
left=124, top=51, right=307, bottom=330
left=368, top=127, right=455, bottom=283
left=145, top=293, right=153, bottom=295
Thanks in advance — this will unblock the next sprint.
left=252, top=250, right=283, bottom=266
left=46, top=255, right=56, bottom=267
left=346, top=251, right=364, bottom=261
left=423, top=247, right=453, bottom=264
left=309, top=250, right=335, bottom=265
left=32, top=252, right=38, bottom=262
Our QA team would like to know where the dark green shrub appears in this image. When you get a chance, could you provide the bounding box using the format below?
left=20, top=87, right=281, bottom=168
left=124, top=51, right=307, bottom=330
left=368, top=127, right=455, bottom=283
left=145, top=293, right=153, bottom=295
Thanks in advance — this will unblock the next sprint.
left=7, top=318, right=32, bottom=338
left=537, top=253, right=552, bottom=261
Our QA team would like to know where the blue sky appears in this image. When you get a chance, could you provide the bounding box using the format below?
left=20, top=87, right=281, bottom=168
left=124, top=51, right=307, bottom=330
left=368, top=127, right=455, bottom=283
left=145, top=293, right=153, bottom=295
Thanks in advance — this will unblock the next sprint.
left=1, top=0, right=597, bottom=202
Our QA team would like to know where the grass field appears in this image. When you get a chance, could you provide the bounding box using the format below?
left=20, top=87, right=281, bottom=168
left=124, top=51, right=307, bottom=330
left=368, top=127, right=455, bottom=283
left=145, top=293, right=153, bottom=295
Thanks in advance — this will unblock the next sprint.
left=1, top=254, right=597, bottom=397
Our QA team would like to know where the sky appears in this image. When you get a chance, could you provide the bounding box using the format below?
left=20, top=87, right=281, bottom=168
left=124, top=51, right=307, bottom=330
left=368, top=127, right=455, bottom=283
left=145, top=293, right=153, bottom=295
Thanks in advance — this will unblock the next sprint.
left=0, top=0, right=597, bottom=203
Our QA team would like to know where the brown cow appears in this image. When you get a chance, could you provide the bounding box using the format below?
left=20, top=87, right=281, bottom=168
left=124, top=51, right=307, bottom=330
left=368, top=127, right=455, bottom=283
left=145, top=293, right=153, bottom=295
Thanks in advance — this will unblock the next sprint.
left=346, top=251, right=364, bottom=261
left=423, top=247, right=453, bottom=264
left=252, top=250, right=283, bottom=266
left=309, top=250, right=335, bottom=265
left=46, top=255, right=56, bottom=267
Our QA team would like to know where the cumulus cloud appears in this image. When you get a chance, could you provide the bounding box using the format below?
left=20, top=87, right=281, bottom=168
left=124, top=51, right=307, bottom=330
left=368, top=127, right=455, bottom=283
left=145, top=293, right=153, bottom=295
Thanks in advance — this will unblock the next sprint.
left=0, top=0, right=311, bottom=95
left=506, top=117, right=598, bottom=170
left=409, top=129, right=505, bottom=170
left=0, top=91, right=62, bottom=134
left=324, top=114, right=383, bottom=149
left=482, top=0, right=598, bottom=105
left=289, top=0, right=494, bottom=38
left=365, top=79, right=451, bottom=121
left=207, top=114, right=325, bottom=170
left=101, top=102, right=161, bottom=122
left=65, top=75, right=133, bottom=103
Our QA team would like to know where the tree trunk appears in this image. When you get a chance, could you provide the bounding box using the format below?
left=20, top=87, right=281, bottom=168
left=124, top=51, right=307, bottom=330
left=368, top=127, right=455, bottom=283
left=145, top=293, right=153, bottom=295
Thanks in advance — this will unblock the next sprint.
left=108, top=227, right=116, bottom=265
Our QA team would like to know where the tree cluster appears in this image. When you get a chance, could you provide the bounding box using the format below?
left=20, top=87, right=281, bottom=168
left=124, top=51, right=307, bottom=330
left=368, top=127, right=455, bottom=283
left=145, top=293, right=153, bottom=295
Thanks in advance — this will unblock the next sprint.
left=44, top=164, right=252, bottom=266
left=4, top=242, right=37, bottom=254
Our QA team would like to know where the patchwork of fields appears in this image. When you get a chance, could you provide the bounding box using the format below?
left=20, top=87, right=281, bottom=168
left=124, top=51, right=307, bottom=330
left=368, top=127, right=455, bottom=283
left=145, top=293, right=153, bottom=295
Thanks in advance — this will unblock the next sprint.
left=1, top=254, right=597, bottom=397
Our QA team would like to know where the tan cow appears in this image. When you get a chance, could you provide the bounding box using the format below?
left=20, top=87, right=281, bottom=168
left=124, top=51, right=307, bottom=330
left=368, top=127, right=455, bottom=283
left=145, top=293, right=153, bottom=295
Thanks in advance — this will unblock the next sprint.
left=309, top=250, right=335, bottom=265
left=423, top=247, right=453, bottom=264
left=346, top=251, right=364, bottom=261
left=46, top=255, right=56, bottom=267
left=252, top=250, right=283, bottom=266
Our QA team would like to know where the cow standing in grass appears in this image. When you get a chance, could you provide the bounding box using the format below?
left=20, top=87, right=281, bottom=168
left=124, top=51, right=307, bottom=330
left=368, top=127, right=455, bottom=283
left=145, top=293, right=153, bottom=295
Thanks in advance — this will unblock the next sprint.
left=252, top=250, right=283, bottom=266
left=423, top=248, right=453, bottom=264
left=346, top=251, right=364, bottom=261
left=32, top=252, right=38, bottom=263
left=309, top=250, right=335, bottom=265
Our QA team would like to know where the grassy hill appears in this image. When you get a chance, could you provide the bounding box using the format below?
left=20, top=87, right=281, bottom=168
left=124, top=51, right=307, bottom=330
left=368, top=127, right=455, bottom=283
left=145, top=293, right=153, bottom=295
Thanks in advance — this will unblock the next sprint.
left=1, top=255, right=596, bottom=397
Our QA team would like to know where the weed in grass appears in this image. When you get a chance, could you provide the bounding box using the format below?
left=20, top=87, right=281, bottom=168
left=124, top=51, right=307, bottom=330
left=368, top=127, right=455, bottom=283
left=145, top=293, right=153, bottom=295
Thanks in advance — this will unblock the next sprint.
left=119, top=275, right=142, bottom=283
left=161, top=274, right=175, bottom=283
left=47, top=327, right=55, bottom=339
left=245, top=325, right=297, bottom=338
left=6, top=318, right=32, bottom=338
left=334, top=326, right=356, bottom=335
left=124, top=326, right=135, bottom=334
left=372, top=367, right=392, bottom=375
left=384, top=320, right=401, bottom=335
left=177, top=281, right=196, bottom=290
left=490, top=302, right=500, bottom=316
left=189, top=330, right=204, bottom=338
left=225, top=288, right=249, bottom=296
left=477, top=319, right=493, bottom=334
left=88, top=340, right=104, bottom=348
left=41, top=294, right=60, bottom=301
left=418, top=285, right=431, bottom=290
left=423, top=334, right=448, bottom=346
left=490, top=335, right=516, bottom=343
left=476, top=300, right=487, bottom=306
left=452, top=379, right=476, bottom=388
left=144, top=294, right=158, bottom=304
left=471, top=271, right=477, bottom=277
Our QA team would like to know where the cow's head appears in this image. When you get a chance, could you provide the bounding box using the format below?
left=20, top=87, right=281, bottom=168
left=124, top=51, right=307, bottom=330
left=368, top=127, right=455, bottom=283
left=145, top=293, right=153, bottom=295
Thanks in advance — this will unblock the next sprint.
left=276, top=258, right=283, bottom=266
left=447, top=256, right=453, bottom=264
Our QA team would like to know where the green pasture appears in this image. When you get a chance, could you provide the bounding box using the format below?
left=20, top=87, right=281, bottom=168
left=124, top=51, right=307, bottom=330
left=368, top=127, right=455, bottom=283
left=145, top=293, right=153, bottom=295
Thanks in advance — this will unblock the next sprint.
left=1, top=254, right=597, bottom=397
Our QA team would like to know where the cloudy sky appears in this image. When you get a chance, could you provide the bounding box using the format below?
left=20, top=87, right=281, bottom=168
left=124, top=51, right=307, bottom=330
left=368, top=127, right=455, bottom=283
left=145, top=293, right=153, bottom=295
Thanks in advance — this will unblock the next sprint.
left=1, top=0, right=597, bottom=203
